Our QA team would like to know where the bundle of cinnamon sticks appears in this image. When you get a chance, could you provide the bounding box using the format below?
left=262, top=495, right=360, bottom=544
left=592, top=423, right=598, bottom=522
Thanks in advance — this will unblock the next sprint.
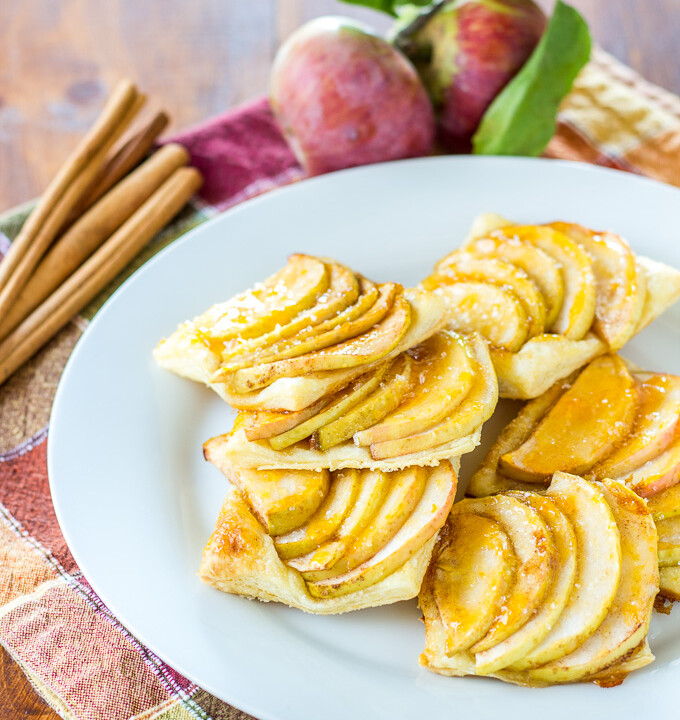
left=0, top=79, right=203, bottom=386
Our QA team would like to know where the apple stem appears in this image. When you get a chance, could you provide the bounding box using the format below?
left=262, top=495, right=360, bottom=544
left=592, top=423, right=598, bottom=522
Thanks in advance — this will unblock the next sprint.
left=392, top=0, right=449, bottom=53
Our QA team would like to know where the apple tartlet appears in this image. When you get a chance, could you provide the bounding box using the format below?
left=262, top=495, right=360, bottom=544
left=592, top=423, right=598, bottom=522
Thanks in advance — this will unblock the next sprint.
left=423, top=213, right=680, bottom=399
left=419, top=472, right=658, bottom=686
left=198, top=461, right=458, bottom=613
left=466, top=353, right=680, bottom=602
left=155, top=254, right=448, bottom=412
left=156, top=254, right=499, bottom=469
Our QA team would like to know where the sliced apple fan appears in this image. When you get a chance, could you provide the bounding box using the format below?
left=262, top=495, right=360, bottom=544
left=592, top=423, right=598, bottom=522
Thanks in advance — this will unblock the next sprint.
left=199, top=461, right=458, bottom=613
left=425, top=213, right=680, bottom=399
left=467, top=353, right=680, bottom=615
left=420, top=472, right=658, bottom=686
left=154, top=254, right=449, bottom=405
left=208, top=331, right=496, bottom=469
left=467, top=354, right=680, bottom=500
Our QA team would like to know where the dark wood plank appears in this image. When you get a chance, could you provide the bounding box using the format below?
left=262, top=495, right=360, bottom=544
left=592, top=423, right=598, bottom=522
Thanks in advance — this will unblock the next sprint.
left=0, top=0, right=278, bottom=212
left=0, top=645, right=59, bottom=719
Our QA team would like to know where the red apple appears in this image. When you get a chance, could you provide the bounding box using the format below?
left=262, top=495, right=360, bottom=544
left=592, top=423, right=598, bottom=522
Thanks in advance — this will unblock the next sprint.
left=398, top=0, right=546, bottom=151
left=270, top=16, right=435, bottom=175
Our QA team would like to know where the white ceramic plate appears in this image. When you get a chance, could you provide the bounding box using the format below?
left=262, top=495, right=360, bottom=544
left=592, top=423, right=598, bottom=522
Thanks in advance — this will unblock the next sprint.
left=49, top=157, right=680, bottom=720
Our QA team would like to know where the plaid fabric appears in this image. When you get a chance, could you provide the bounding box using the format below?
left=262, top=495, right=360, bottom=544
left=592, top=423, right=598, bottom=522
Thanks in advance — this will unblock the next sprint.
left=1, top=48, right=679, bottom=719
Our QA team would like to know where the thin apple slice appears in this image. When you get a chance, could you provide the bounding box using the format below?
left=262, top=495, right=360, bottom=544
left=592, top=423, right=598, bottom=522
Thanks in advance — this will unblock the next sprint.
left=464, top=235, right=564, bottom=328
left=647, top=483, right=680, bottom=522
left=550, top=222, right=645, bottom=350
left=433, top=253, right=546, bottom=339
left=200, top=254, right=329, bottom=343
left=244, top=397, right=331, bottom=441
left=467, top=375, right=573, bottom=498
left=528, top=479, right=657, bottom=684
left=306, top=461, right=457, bottom=598
left=475, top=494, right=577, bottom=674
left=590, top=373, right=680, bottom=479
left=223, top=275, right=379, bottom=371
left=491, top=225, right=596, bottom=340
left=287, top=470, right=390, bottom=576
left=449, top=495, right=555, bottom=654
left=271, top=274, right=380, bottom=345
left=213, top=282, right=398, bottom=382
left=615, top=432, right=680, bottom=498
left=426, top=279, right=529, bottom=352
left=231, top=292, right=411, bottom=392
left=512, top=473, right=622, bottom=670
left=273, top=469, right=359, bottom=560
left=354, top=331, right=475, bottom=446
left=221, top=260, right=361, bottom=364
left=500, top=355, right=638, bottom=482
left=303, top=466, right=427, bottom=581
left=659, top=566, right=680, bottom=601
left=313, top=355, right=413, bottom=451
left=369, top=334, right=497, bottom=460
left=658, top=542, right=680, bottom=567
left=430, top=514, right=515, bottom=655
left=219, top=466, right=330, bottom=536
left=267, top=363, right=388, bottom=450
left=656, top=516, right=680, bottom=566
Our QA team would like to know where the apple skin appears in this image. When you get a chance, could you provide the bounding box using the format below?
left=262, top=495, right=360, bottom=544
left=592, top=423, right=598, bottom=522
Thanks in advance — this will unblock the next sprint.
left=403, top=0, right=546, bottom=151
left=270, top=16, right=435, bottom=175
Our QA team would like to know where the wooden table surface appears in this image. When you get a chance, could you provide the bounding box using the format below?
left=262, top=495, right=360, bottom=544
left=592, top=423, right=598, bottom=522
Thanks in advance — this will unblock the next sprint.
left=1, top=0, right=679, bottom=716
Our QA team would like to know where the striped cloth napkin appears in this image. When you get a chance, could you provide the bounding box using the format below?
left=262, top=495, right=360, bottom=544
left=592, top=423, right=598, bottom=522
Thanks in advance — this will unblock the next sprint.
left=0, top=47, right=679, bottom=720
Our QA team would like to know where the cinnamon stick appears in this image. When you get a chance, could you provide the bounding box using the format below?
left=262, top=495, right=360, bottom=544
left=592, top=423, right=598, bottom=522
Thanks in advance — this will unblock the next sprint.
left=0, top=143, right=189, bottom=342
left=76, top=110, right=170, bottom=214
left=0, top=80, right=143, bottom=320
left=0, top=167, right=203, bottom=387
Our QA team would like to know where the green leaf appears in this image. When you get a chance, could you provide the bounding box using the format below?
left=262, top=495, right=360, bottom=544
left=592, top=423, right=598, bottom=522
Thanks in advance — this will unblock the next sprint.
left=472, top=1, right=591, bottom=156
left=338, top=0, right=432, bottom=18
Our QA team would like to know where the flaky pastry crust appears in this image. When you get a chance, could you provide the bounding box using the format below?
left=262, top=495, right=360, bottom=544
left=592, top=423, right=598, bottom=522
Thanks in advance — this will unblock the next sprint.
left=199, top=486, right=438, bottom=614
left=205, top=427, right=480, bottom=472
left=458, top=213, right=680, bottom=400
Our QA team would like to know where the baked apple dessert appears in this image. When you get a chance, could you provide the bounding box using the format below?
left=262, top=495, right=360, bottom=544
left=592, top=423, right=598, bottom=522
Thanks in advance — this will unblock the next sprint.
left=156, top=254, right=499, bottom=468
left=424, top=214, right=680, bottom=398
left=199, top=462, right=458, bottom=612
left=420, top=472, right=658, bottom=685
left=466, top=354, right=680, bottom=602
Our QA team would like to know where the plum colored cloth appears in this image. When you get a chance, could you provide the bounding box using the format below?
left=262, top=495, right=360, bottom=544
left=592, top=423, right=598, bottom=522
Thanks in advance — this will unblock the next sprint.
left=167, top=98, right=303, bottom=211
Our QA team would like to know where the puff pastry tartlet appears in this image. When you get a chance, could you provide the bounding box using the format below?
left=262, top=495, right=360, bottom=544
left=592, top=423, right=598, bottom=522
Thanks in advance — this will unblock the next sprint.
left=199, top=460, right=458, bottom=613
left=467, top=354, right=680, bottom=498
left=204, top=330, right=497, bottom=470
left=419, top=472, right=658, bottom=686
left=156, top=255, right=499, bottom=469
left=423, top=213, right=680, bottom=399
left=466, top=354, right=680, bottom=602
